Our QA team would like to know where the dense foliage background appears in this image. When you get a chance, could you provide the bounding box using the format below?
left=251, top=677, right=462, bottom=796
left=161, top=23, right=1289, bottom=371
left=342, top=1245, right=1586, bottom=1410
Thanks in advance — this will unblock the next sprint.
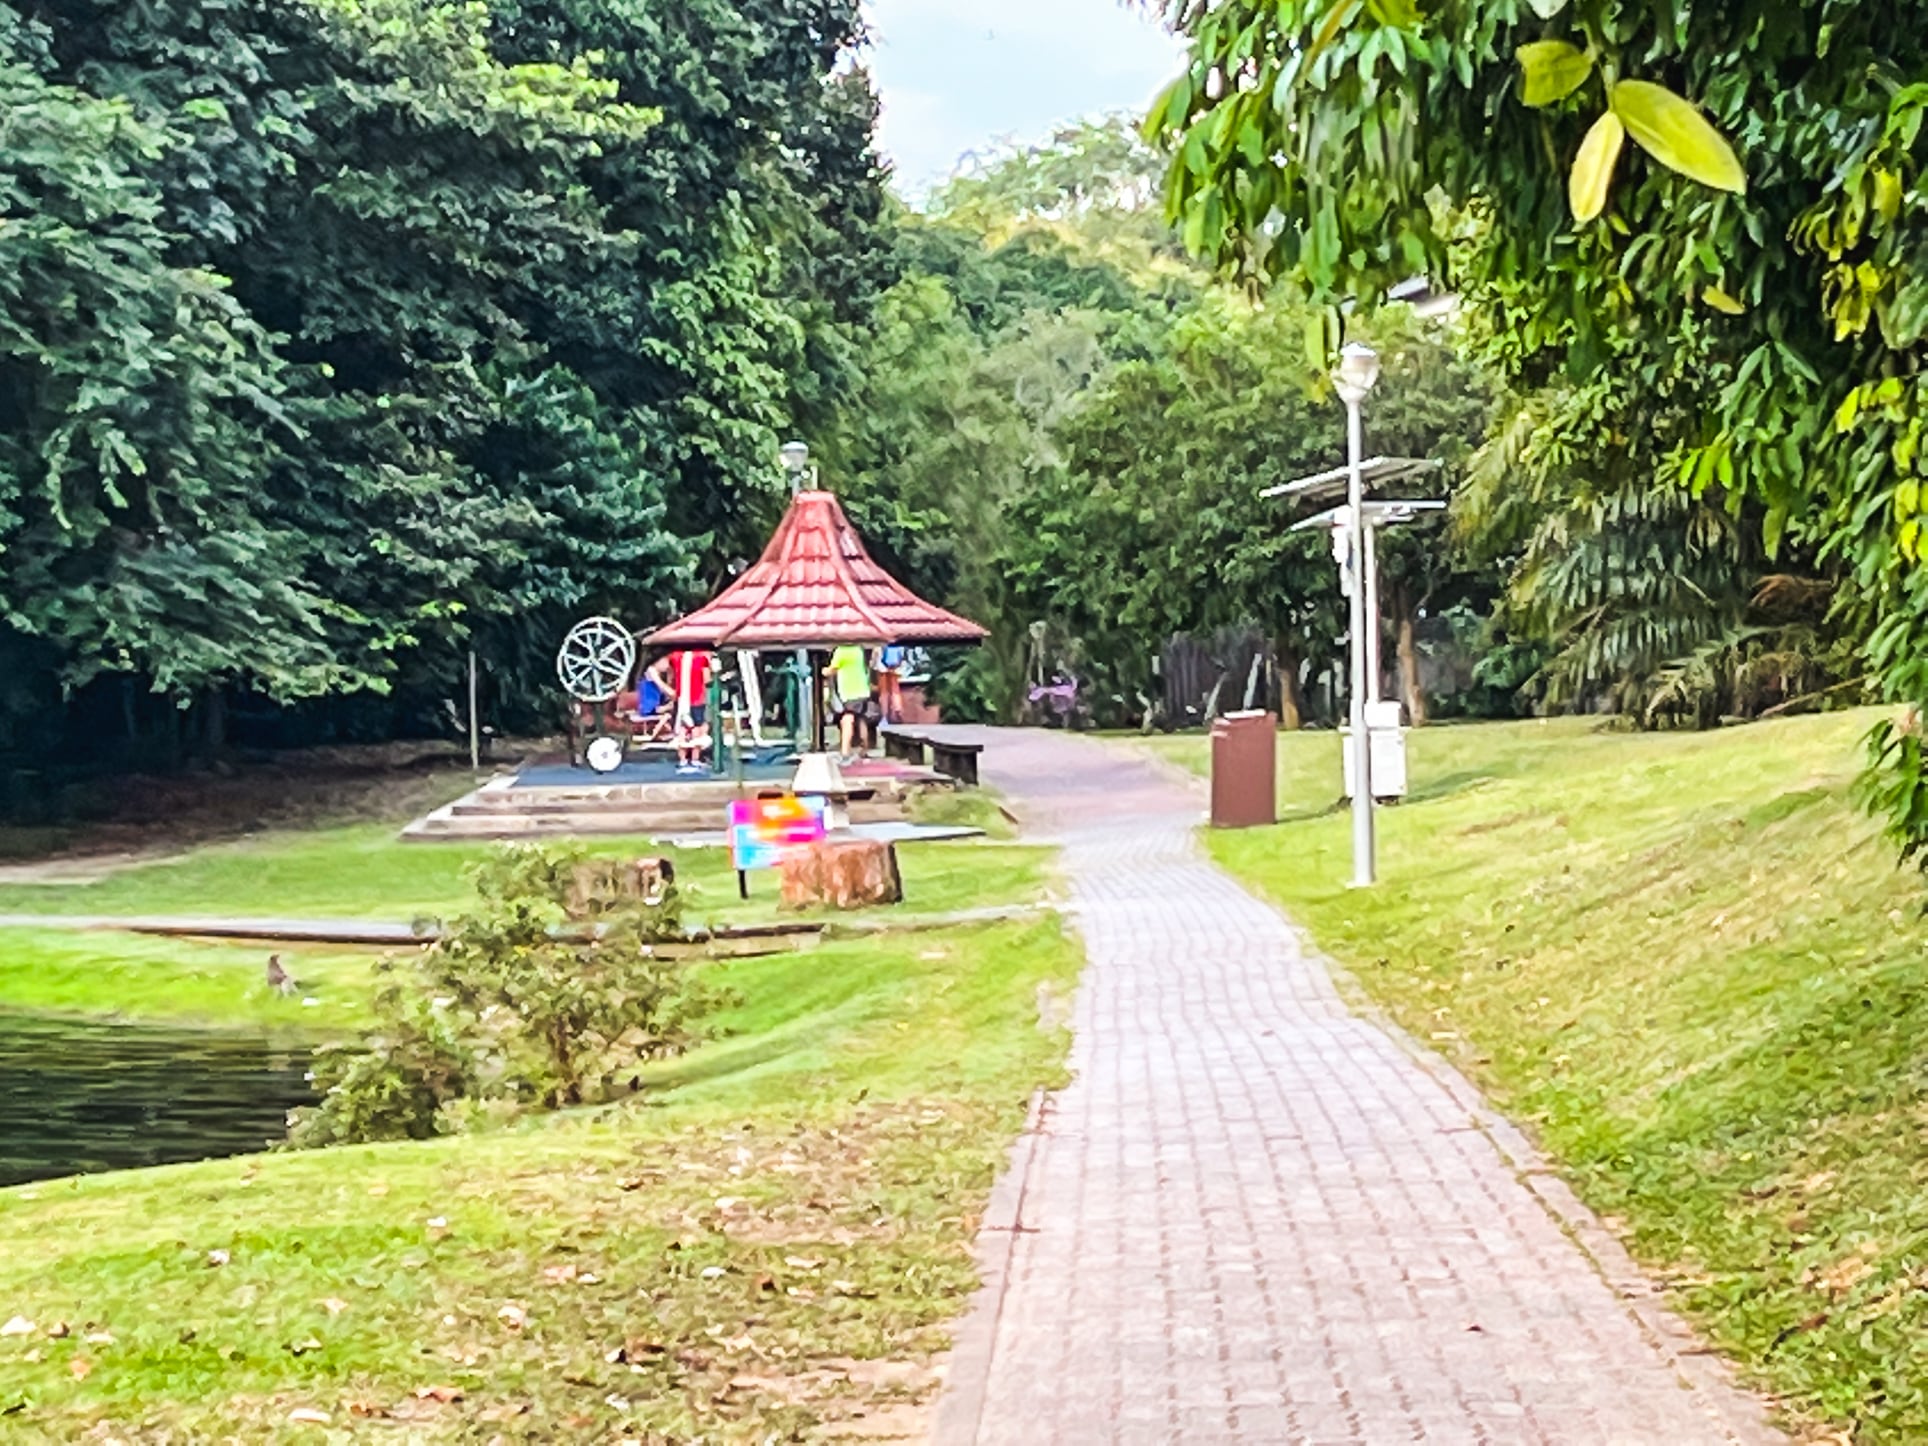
left=0, top=0, right=1889, bottom=818
left=0, top=0, right=885, bottom=781
left=1143, top=0, right=1903, bottom=823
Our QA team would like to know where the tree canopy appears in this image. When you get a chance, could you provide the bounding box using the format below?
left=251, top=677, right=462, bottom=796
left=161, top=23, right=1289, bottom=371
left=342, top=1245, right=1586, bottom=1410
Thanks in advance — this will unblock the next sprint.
left=0, top=0, right=885, bottom=764
left=1151, top=0, right=1908, bottom=831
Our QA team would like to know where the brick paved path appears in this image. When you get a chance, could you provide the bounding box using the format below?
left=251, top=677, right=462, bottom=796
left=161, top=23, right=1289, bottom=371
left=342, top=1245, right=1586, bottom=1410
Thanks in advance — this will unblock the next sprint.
left=934, top=729, right=1779, bottom=1446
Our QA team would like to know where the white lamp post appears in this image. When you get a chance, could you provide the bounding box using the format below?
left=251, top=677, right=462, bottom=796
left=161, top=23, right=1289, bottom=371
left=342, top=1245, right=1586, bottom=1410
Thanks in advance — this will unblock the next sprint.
left=780, top=440, right=815, bottom=749
left=1333, top=343, right=1381, bottom=887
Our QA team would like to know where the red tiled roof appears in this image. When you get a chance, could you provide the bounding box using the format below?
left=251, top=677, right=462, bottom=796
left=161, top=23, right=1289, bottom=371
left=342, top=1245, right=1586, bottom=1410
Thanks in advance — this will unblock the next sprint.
left=642, top=490, right=988, bottom=650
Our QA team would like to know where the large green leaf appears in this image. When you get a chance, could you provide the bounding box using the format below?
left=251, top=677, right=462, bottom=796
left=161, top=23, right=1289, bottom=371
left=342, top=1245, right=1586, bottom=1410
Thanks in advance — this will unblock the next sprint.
left=1517, top=40, right=1593, bottom=107
left=1610, top=79, right=1746, bottom=193
left=1569, top=111, right=1625, bottom=222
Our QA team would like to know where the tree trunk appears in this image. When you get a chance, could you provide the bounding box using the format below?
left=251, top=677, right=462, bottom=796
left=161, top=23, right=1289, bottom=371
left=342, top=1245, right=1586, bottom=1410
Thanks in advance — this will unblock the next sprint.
left=780, top=838, right=903, bottom=910
left=1396, top=606, right=1428, bottom=727
left=202, top=689, right=228, bottom=755
left=1275, top=637, right=1303, bottom=730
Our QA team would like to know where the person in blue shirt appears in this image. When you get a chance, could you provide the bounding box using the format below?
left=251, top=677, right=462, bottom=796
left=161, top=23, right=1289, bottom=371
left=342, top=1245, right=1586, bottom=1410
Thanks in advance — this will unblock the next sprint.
left=876, top=643, right=906, bottom=725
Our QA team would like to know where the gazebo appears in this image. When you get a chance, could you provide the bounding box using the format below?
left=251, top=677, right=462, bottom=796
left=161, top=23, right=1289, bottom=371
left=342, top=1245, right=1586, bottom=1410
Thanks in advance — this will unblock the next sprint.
left=645, top=489, right=986, bottom=752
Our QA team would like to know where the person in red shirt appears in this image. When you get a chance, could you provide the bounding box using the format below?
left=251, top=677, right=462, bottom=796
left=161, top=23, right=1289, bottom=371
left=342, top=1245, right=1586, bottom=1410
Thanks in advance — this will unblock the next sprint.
left=666, top=649, right=713, bottom=772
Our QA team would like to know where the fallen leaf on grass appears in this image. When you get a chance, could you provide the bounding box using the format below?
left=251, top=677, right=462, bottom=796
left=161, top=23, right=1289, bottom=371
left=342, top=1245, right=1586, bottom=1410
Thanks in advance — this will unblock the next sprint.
left=496, top=1303, right=529, bottom=1331
left=206, top=1250, right=230, bottom=1268
left=0, top=1318, right=35, bottom=1338
left=44, top=1322, right=68, bottom=1339
left=285, top=1337, right=323, bottom=1357
left=84, top=1332, right=113, bottom=1346
left=320, top=1297, right=349, bottom=1316
left=606, top=1338, right=666, bottom=1365
left=288, top=1407, right=331, bottom=1425
left=347, top=1401, right=391, bottom=1419
left=67, top=1356, right=91, bottom=1380
left=414, top=1384, right=465, bottom=1403
left=541, top=1263, right=579, bottom=1284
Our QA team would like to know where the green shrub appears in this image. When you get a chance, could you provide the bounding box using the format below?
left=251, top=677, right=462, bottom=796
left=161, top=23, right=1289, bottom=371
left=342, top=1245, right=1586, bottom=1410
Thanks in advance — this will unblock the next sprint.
left=289, top=845, right=725, bottom=1147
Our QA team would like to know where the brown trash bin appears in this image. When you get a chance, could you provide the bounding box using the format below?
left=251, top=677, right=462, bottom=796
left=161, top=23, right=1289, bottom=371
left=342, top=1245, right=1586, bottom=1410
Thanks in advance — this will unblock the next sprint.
left=1210, top=710, right=1277, bottom=829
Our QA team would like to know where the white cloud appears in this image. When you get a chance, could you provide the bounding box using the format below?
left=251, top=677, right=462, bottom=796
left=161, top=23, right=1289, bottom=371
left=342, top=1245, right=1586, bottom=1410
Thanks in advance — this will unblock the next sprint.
left=864, top=0, right=1183, bottom=196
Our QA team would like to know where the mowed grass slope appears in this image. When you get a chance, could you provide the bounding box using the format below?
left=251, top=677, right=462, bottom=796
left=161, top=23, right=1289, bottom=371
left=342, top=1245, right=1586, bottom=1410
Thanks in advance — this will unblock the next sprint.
left=0, top=917, right=1080, bottom=1440
left=1156, top=710, right=1928, bottom=1440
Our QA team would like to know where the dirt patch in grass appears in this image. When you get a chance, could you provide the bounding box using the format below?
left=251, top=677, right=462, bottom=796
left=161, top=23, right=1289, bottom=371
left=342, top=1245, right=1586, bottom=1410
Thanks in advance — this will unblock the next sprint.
left=0, top=739, right=518, bottom=871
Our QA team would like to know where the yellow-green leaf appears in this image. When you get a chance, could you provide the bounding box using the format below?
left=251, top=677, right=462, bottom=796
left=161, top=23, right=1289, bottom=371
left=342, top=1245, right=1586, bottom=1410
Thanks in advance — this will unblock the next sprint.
left=1517, top=40, right=1593, bottom=107
left=1874, top=167, right=1903, bottom=222
left=1366, top=0, right=1421, bottom=25
left=1305, top=0, right=1357, bottom=66
left=1702, top=285, right=1746, bottom=315
left=1569, top=111, right=1625, bottom=223
left=1610, top=79, right=1746, bottom=194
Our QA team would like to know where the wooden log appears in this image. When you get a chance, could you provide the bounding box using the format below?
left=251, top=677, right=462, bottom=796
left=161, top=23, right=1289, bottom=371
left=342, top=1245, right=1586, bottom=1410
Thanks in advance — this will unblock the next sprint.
left=563, top=856, right=677, bottom=918
left=778, top=837, right=903, bottom=911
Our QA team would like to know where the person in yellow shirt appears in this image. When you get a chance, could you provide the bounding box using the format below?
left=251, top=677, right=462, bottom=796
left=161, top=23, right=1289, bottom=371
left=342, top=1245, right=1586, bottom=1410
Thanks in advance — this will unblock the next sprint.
left=829, top=644, right=875, bottom=762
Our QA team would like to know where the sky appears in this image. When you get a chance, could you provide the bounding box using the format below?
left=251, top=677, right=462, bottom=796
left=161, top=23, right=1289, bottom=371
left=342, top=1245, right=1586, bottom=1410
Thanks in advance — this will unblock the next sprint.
left=863, top=0, right=1184, bottom=197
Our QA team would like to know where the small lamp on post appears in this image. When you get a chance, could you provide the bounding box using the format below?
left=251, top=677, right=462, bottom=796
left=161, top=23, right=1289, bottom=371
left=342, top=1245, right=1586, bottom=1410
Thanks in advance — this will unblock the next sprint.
left=780, top=440, right=812, bottom=493
left=1333, top=342, right=1380, bottom=888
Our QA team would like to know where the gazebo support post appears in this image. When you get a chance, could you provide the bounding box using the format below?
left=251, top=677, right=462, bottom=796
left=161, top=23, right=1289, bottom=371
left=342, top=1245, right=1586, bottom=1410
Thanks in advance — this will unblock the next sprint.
left=811, top=652, right=829, bottom=754
left=707, top=669, right=725, bottom=777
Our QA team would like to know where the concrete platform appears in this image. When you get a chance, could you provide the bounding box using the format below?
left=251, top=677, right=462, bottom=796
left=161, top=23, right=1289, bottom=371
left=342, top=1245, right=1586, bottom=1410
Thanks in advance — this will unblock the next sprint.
left=401, top=754, right=951, bottom=842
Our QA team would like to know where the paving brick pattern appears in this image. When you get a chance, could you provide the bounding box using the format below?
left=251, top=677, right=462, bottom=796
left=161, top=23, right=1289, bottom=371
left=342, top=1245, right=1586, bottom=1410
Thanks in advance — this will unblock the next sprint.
left=934, top=729, right=1779, bottom=1446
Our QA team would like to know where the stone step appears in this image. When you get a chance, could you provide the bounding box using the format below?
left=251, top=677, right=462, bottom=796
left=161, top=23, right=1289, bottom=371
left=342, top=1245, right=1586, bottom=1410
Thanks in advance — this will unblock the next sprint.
left=401, top=801, right=907, bottom=843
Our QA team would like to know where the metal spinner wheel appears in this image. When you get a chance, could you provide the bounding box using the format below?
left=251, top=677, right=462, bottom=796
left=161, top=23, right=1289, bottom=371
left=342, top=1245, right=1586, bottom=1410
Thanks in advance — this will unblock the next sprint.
left=556, top=616, right=637, bottom=704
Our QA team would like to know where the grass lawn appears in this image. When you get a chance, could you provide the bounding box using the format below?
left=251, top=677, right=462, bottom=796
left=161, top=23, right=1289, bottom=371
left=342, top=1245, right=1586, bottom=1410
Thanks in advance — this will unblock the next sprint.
left=0, top=930, right=377, bottom=1031
left=1149, top=709, right=1928, bottom=1441
left=0, top=823, right=1047, bottom=929
left=0, top=805, right=1052, bottom=1030
left=0, top=915, right=1080, bottom=1439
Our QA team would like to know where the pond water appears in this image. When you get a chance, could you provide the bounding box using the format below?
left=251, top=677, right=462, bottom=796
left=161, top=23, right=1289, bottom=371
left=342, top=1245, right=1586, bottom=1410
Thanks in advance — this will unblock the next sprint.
left=0, top=1013, right=312, bottom=1188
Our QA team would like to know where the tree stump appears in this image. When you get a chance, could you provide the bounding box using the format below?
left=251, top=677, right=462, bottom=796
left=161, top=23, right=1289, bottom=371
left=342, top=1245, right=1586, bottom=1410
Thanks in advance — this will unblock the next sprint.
left=779, top=838, right=903, bottom=911
left=564, top=857, right=676, bottom=919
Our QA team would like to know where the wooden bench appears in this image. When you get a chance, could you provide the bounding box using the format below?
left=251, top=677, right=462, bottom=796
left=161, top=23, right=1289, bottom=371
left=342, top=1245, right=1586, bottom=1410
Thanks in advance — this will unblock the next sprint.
left=883, top=730, right=931, bottom=764
left=928, top=739, right=984, bottom=787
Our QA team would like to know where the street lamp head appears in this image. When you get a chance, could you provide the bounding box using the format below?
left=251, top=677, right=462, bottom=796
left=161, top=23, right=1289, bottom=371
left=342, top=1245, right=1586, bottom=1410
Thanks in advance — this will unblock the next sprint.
left=1332, top=342, right=1381, bottom=404
left=779, top=440, right=811, bottom=475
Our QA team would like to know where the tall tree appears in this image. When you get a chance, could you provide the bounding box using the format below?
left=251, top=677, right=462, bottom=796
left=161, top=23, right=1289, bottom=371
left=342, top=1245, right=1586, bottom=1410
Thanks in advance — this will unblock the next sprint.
left=1150, top=0, right=1905, bottom=818
left=0, top=0, right=889, bottom=760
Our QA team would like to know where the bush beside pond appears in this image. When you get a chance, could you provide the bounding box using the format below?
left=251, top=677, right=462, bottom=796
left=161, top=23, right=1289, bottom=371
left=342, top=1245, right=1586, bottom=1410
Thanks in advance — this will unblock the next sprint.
left=290, top=845, right=730, bottom=1148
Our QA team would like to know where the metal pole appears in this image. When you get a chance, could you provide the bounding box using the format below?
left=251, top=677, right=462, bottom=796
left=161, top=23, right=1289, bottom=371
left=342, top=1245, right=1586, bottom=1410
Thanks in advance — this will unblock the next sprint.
left=1363, top=521, right=1383, bottom=706
left=790, top=466, right=812, bottom=752
left=1345, top=394, right=1376, bottom=887
left=467, top=648, right=480, bottom=772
